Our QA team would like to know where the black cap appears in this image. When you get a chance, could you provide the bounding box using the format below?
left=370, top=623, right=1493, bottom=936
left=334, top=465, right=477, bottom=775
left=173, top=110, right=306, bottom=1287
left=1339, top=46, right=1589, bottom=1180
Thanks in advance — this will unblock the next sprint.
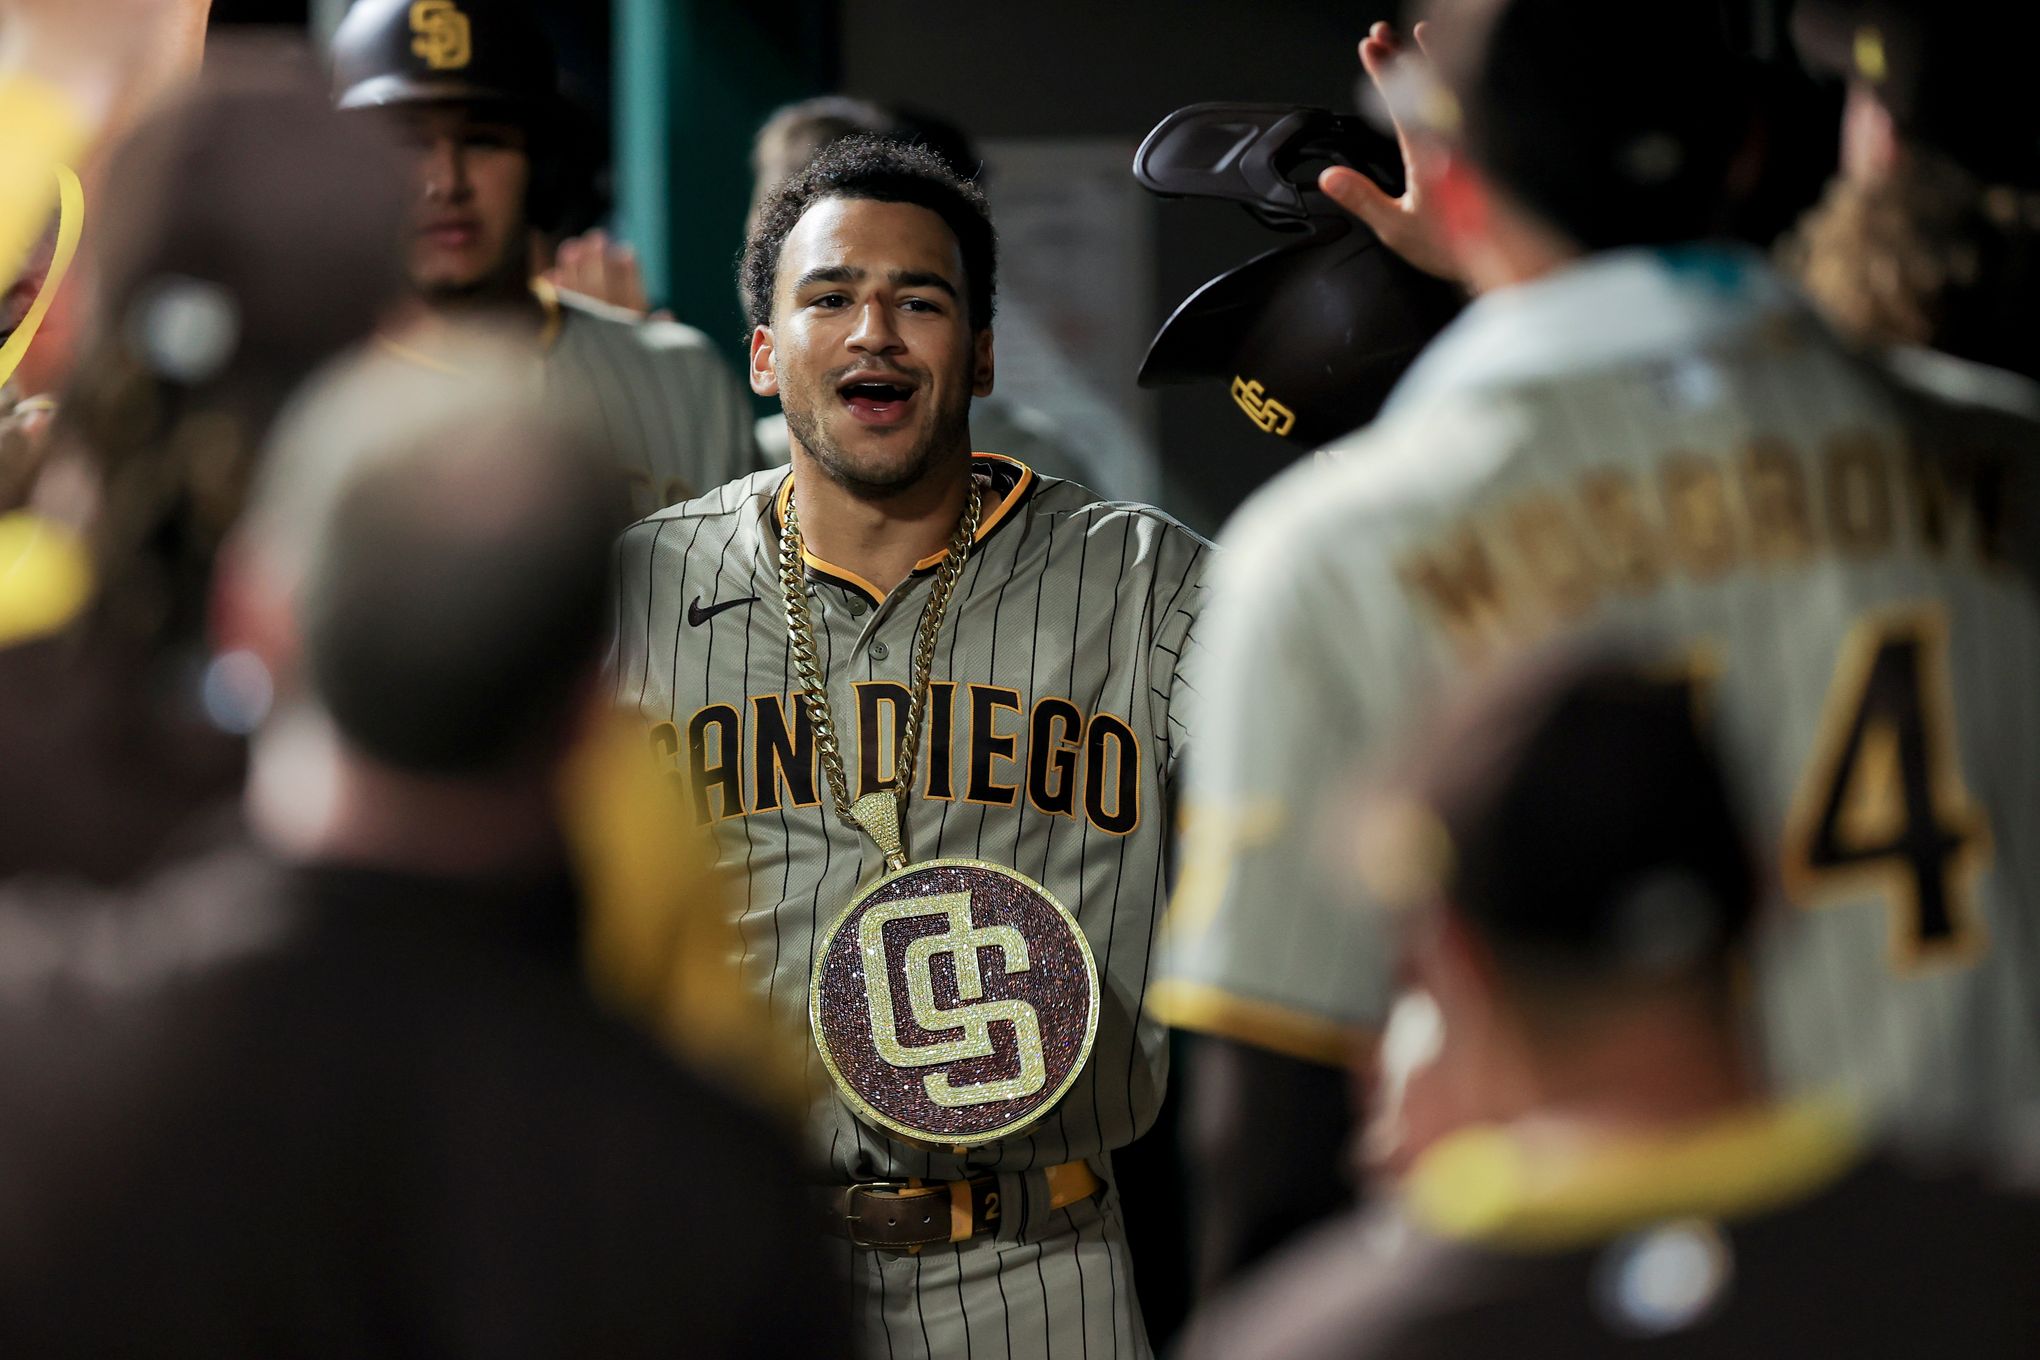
left=1795, top=0, right=2040, bottom=186
left=1134, top=103, right=1464, bottom=448
left=330, top=0, right=558, bottom=111
left=1416, top=0, right=1752, bottom=252
left=1364, top=646, right=1755, bottom=977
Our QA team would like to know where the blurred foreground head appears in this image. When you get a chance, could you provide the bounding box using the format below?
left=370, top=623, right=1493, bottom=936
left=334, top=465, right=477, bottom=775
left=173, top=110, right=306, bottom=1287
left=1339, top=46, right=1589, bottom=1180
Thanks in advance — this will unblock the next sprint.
left=1401, top=0, right=1752, bottom=281
left=226, top=334, right=623, bottom=783
left=1362, top=646, right=1755, bottom=1042
left=46, top=43, right=404, bottom=654
left=1786, top=0, right=2040, bottom=378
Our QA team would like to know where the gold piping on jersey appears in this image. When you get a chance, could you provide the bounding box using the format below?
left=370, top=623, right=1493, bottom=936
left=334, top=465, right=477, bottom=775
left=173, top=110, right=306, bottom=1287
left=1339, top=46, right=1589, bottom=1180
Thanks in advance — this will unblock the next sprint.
left=771, top=453, right=1037, bottom=604
left=1402, top=1099, right=1862, bottom=1251
left=1144, top=978, right=1371, bottom=1068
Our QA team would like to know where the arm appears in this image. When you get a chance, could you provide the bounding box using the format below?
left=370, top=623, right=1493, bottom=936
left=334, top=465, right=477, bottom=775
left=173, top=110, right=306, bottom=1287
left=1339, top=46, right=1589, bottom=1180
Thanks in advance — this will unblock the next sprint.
left=1149, top=482, right=1400, bottom=1285
left=1182, top=1033, right=1362, bottom=1291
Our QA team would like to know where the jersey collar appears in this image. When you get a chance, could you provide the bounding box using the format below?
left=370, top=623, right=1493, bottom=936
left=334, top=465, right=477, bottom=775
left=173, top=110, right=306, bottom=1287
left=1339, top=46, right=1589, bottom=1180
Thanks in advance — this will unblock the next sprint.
left=375, top=278, right=564, bottom=374
left=1372, top=243, right=1804, bottom=428
left=1400, top=1097, right=1863, bottom=1252
left=771, top=453, right=1037, bottom=605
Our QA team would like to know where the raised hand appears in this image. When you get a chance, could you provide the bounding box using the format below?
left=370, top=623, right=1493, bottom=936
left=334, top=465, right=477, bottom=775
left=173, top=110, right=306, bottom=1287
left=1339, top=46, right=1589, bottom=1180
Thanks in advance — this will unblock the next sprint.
left=1319, top=20, right=1461, bottom=283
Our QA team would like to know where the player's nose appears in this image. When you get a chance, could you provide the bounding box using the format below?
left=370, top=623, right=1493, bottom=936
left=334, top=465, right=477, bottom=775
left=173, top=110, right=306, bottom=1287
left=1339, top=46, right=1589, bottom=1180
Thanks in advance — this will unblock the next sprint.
left=845, top=298, right=904, bottom=355
left=418, top=136, right=471, bottom=204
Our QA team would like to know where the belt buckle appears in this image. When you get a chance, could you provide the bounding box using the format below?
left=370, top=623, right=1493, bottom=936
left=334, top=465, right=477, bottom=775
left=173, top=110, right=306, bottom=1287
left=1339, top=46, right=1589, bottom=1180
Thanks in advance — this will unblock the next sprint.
left=843, top=1180, right=947, bottom=1251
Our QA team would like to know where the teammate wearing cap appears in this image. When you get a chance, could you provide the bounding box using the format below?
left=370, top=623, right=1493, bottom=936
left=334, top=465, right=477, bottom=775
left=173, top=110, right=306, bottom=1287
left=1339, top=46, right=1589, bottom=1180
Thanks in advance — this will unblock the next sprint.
left=1784, top=0, right=2040, bottom=384
left=614, top=135, right=1208, bottom=1358
left=329, top=0, right=762, bottom=517
left=1177, top=648, right=2040, bottom=1360
left=1154, top=0, right=2040, bottom=1281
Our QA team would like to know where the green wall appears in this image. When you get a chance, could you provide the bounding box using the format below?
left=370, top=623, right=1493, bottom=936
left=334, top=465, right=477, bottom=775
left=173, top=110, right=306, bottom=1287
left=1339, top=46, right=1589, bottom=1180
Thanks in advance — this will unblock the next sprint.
left=614, top=0, right=838, bottom=389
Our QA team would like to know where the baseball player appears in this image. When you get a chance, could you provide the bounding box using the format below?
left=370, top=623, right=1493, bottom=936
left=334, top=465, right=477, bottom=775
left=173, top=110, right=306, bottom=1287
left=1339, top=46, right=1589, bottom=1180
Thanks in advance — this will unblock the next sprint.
left=1179, top=648, right=2040, bottom=1360
left=329, top=0, right=765, bottom=518
left=614, top=135, right=1208, bottom=1359
left=0, top=343, right=845, bottom=1358
left=744, top=96, right=1114, bottom=494
left=1154, top=0, right=2040, bottom=1274
left=1, top=56, right=406, bottom=884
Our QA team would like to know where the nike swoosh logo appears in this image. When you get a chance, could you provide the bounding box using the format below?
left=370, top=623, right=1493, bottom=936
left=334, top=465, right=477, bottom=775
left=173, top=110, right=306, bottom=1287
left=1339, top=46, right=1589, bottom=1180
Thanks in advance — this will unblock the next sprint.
left=688, top=595, right=759, bottom=627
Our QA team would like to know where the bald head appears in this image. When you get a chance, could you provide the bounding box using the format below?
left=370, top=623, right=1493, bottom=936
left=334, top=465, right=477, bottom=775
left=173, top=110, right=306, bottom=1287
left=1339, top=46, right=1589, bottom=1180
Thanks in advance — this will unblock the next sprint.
left=245, top=338, right=626, bottom=775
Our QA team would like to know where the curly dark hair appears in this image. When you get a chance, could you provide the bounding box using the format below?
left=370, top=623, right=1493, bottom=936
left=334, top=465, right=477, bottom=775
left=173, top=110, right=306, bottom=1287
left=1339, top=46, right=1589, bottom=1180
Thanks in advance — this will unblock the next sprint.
left=740, top=134, right=996, bottom=334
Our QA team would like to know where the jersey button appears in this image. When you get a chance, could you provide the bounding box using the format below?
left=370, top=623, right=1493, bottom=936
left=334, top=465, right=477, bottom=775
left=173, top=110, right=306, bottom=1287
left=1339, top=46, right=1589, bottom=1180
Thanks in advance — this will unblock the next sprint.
left=846, top=594, right=868, bottom=616
left=870, top=641, right=891, bottom=661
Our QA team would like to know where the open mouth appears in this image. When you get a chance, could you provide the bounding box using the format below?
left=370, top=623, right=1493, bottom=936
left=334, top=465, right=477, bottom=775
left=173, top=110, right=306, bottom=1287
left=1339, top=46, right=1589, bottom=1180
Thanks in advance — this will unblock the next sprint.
left=838, top=375, right=918, bottom=426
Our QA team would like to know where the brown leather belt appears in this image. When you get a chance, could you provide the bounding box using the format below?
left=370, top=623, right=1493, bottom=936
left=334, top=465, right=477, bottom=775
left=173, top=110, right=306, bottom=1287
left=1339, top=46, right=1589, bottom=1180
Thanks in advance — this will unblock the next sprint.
left=826, top=1160, right=1101, bottom=1251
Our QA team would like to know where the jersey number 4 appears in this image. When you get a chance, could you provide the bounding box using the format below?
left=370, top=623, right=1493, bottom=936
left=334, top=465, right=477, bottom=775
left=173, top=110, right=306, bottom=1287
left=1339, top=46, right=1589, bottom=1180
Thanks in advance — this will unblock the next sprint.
left=1781, top=606, right=1992, bottom=969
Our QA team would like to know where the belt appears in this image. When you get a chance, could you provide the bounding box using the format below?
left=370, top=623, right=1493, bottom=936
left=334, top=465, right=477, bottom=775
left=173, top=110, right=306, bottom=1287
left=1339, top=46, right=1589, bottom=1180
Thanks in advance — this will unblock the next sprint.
left=826, top=1160, right=1101, bottom=1252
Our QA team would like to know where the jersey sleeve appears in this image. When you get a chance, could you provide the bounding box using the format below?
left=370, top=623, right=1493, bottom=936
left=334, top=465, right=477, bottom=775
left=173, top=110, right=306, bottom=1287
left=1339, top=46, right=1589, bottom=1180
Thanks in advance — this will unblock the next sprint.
left=1148, top=522, right=1212, bottom=787
left=608, top=515, right=672, bottom=720
left=1148, top=486, right=1401, bottom=1066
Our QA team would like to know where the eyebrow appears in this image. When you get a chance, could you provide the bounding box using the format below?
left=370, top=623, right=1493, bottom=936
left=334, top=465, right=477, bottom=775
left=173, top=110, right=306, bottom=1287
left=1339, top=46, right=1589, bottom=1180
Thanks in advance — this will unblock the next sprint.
left=790, top=266, right=960, bottom=300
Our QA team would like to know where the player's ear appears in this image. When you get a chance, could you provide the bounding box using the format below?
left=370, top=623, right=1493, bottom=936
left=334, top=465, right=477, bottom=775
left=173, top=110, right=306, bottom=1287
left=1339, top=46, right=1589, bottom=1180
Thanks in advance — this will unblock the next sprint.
left=970, top=327, right=994, bottom=400
left=206, top=539, right=294, bottom=725
left=749, top=324, right=779, bottom=398
left=1430, top=148, right=1490, bottom=258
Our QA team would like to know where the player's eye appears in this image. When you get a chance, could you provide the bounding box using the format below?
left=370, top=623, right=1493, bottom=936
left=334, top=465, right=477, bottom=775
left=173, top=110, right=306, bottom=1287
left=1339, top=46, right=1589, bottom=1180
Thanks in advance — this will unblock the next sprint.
left=901, top=297, right=942, bottom=314
left=810, top=293, right=850, bottom=309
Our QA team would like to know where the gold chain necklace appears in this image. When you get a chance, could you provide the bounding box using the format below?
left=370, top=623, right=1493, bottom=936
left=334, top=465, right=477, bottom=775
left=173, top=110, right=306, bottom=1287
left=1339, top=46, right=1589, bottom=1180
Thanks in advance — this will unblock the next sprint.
left=778, top=474, right=984, bottom=873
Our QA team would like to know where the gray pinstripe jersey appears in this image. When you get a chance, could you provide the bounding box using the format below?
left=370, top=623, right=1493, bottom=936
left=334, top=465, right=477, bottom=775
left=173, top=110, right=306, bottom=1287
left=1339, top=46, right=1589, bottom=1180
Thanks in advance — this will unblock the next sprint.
left=1154, top=248, right=2040, bottom=1136
left=614, top=454, right=1208, bottom=1359
left=547, top=290, right=772, bottom=518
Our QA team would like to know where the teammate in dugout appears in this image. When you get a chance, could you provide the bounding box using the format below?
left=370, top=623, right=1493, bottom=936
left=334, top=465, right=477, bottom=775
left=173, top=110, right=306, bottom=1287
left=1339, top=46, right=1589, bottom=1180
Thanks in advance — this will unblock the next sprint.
left=613, top=135, right=1209, bottom=1359
left=1179, top=647, right=2040, bottom=1359
left=328, top=0, right=765, bottom=518
left=1153, top=0, right=2040, bottom=1279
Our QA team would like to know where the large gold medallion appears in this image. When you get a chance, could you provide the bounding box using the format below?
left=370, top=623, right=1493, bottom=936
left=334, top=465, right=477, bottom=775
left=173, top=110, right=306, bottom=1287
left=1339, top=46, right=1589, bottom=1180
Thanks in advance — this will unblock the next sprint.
left=811, top=858, right=1100, bottom=1148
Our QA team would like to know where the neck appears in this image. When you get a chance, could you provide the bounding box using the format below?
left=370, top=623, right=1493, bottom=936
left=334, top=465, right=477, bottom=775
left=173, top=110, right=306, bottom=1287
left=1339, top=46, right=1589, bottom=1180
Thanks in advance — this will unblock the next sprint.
left=246, top=706, right=565, bottom=879
left=788, top=446, right=975, bottom=596
left=402, top=278, right=547, bottom=336
left=1498, top=1007, right=1759, bottom=1136
left=1455, top=215, right=1582, bottom=296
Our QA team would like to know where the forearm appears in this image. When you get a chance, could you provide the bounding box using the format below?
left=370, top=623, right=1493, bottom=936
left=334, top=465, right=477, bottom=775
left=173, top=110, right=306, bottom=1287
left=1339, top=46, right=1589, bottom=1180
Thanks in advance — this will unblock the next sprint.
left=1180, top=1031, right=1361, bottom=1292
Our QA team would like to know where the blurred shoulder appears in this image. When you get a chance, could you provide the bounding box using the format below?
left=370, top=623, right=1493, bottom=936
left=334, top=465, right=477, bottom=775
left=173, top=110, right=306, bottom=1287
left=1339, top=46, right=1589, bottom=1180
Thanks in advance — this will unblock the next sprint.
left=1022, top=462, right=1208, bottom=544
left=555, top=290, right=728, bottom=365
left=1215, top=401, right=1520, bottom=594
left=1020, top=461, right=1213, bottom=581
left=624, top=467, right=782, bottom=533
